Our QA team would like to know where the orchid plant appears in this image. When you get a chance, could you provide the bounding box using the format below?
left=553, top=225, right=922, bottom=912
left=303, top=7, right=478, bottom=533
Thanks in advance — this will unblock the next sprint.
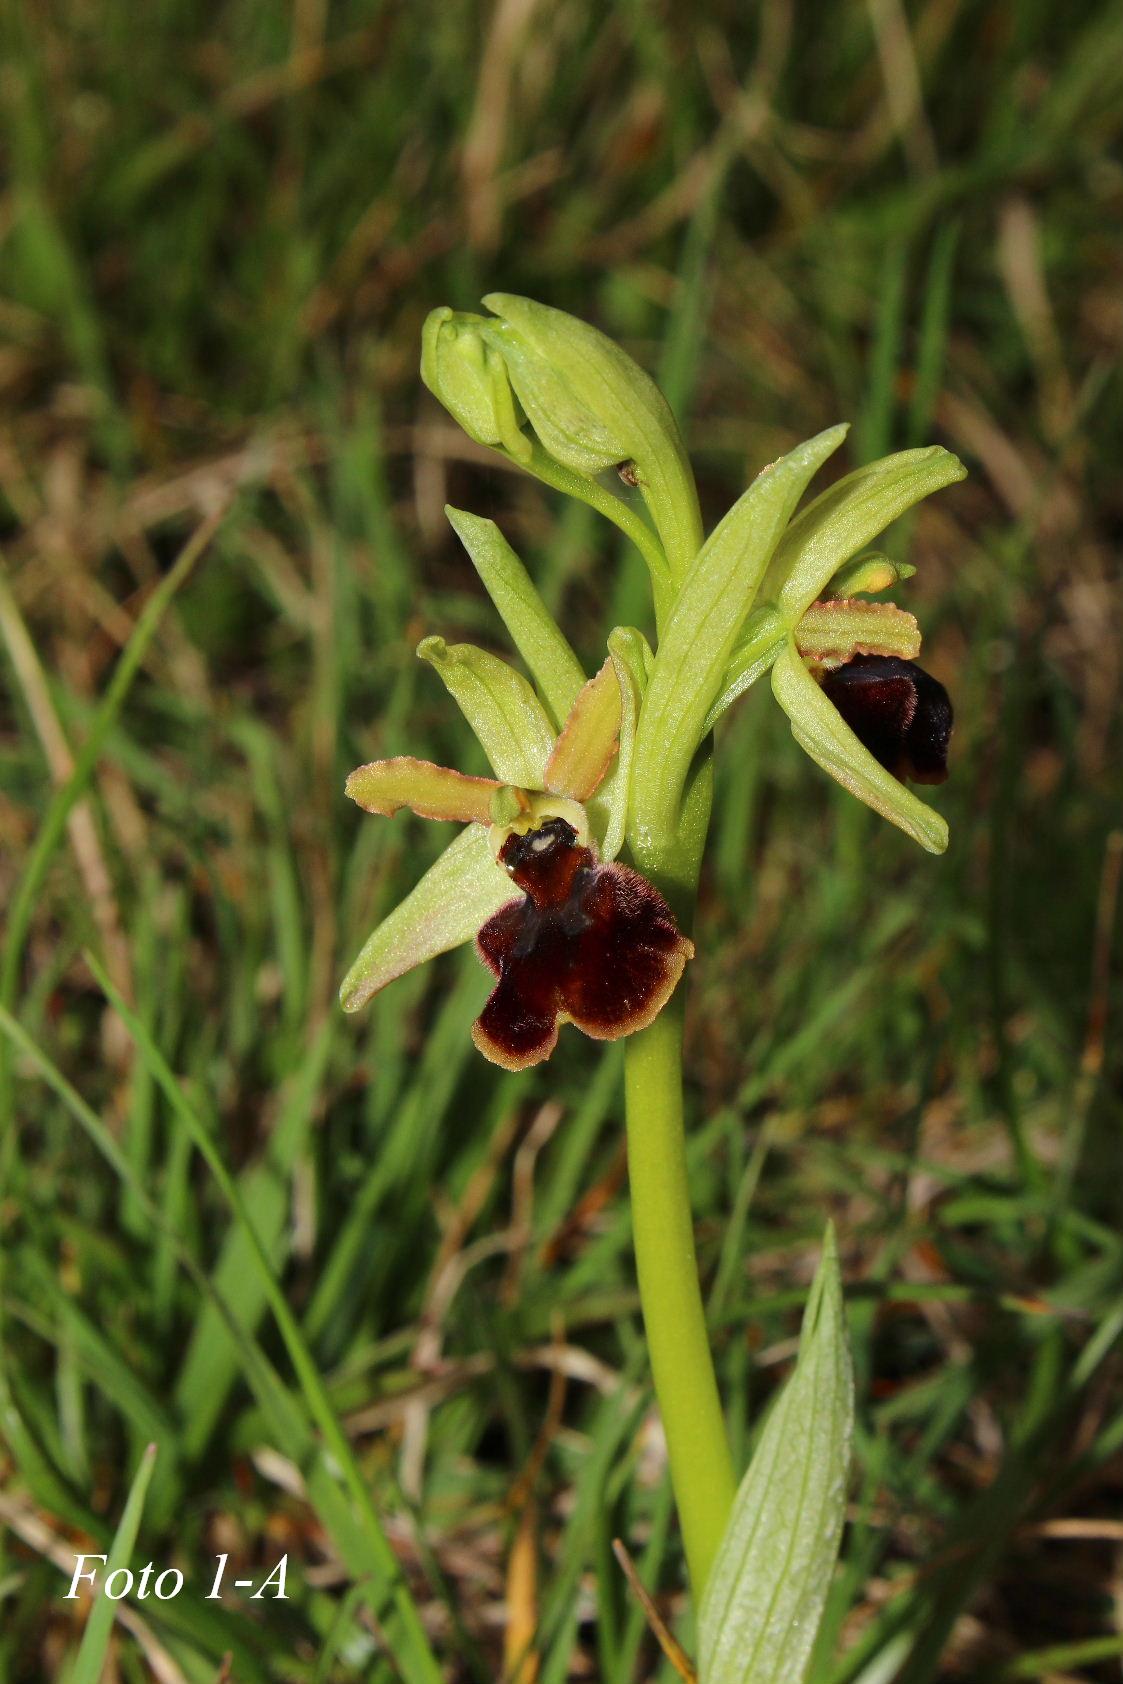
left=341, top=295, right=964, bottom=1682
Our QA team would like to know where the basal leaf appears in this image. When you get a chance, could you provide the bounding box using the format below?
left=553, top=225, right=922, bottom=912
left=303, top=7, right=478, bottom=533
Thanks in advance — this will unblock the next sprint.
left=699, top=1224, right=854, bottom=1684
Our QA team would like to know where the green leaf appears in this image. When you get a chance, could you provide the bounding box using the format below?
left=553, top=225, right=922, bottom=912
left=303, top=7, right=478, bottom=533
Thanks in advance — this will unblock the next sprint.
left=763, top=446, right=966, bottom=624
left=771, top=640, right=949, bottom=854
left=631, top=425, right=848, bottom=844
left=71, top=1443, right=158, bottom=1684
left=339, top=824, right=514, bottom=1012
left=445, top=506, right=586, bottom=729
left=699, top=1224, right=854, bottom=1684
left=417, top=635, right=556, bottom=786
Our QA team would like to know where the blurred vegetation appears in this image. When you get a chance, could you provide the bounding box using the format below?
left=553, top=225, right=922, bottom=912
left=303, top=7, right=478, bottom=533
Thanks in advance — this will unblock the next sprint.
left=1, top=1, right=1122, bottom=1680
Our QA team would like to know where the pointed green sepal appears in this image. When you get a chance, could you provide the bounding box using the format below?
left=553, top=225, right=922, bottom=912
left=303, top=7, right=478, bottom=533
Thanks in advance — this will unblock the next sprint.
left=631, top=425, right=848, bottom=842
left=444, top=506, right=586, bottom=730
left=771, top=640, right=949, bottom=853
left=417, top=636, right=556, bottom=787
left=339, top=825, right=514, bottom=1012
left=699, top=1224, right=854, bottom=1684
left=763, top=446, right=966, bottom=624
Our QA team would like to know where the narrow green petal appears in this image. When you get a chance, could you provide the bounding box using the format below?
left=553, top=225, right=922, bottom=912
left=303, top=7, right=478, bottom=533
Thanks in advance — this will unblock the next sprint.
left=594, top=626, right=650, bottom=860
left=339, top=825, right=514, bottom=1012
left=444, top=506, right=586, bottom=729
left=771, top=640, right=948, bottom=854
left=345, top=757, right=500, bottom=823
left=417, top=636, right=556, bottom=786
left=764, top=446, right=966, bottom=623
left=544, top=659, right=621, bottom=801
left=795, top=598, right=921, bottom=665
left=631, top=425, right=848, bottom=842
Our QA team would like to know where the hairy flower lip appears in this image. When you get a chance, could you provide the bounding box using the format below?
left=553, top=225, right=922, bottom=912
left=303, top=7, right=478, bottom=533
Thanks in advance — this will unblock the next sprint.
left=471, top=817, right=694, bottom=1071
left=818, top=654, right=953, bottom=787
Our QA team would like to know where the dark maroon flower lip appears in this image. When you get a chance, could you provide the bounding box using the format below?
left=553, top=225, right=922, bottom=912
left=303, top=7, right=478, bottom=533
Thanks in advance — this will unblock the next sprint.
left=819, top=654, right=953, bottom=787
left=472, top=817, right=694, bottom=1071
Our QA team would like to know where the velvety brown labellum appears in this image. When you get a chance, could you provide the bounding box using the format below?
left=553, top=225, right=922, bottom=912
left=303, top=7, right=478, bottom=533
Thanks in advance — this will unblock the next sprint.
left=819, top=654, right=953, bottom=786
left=472, top=817, right=694, bottom=1070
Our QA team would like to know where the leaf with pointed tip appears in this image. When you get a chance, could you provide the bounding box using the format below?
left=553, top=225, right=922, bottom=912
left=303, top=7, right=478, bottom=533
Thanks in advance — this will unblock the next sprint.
left=345, top=757, right=502, bottom=823
left=444, top=507, right=586, bottom=730
left=771, top=640, right=949, bottom=854
left=632, top=425, right=849, bottom=840
left=544, top=659, right=621, bottom=801
left=699, top=1224, right=854, bottom=1684
left=762, top=446, right=966, bottom=623
left=339, top=825, right=514, bottom=1012
left=417, top=636, right=556, bottom=787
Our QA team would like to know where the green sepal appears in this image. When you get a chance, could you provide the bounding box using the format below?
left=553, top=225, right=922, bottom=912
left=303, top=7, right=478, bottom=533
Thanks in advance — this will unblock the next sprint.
left=771, top=639, right=949, bottom=854
left=824, top=550, right=916, bottom=598
left=444, top=506, right=586, bottom=730
left=481, top=292, right=702, bottom=580
left=762, top=445, right=966, bottom=624
left=631, top=425, right=848, bottom=841
left=417, top=636, right=556, bottom=787
left=698, top=1224, right=853, bottom=1684
left=339, top=825, right=514, bottom=1013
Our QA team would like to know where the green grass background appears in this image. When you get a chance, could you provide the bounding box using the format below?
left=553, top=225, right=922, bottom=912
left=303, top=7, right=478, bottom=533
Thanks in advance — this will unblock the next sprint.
left=2, top=1, right=1122, bottom=1679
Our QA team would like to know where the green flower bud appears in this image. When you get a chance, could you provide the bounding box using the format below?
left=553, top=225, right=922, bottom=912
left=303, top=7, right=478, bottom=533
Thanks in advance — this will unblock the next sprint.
left=479, top=293, right=702, bottom=579
left=420, top=307, right=531, bottom=464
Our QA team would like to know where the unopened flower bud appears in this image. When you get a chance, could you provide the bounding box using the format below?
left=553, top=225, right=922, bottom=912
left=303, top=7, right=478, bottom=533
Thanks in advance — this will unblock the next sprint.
left=421, top=307, right=531, bottom=463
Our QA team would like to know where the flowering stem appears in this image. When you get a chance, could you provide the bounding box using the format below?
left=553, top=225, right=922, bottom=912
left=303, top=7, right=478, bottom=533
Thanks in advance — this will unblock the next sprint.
left=623, top=756, right=735, bottom=1599
left=624, top=998, right=736, bottom=1599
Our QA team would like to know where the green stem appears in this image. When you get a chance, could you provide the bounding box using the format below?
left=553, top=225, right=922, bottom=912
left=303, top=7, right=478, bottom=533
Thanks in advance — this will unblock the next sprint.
left=624, top=1000, right=736, bottom=1599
